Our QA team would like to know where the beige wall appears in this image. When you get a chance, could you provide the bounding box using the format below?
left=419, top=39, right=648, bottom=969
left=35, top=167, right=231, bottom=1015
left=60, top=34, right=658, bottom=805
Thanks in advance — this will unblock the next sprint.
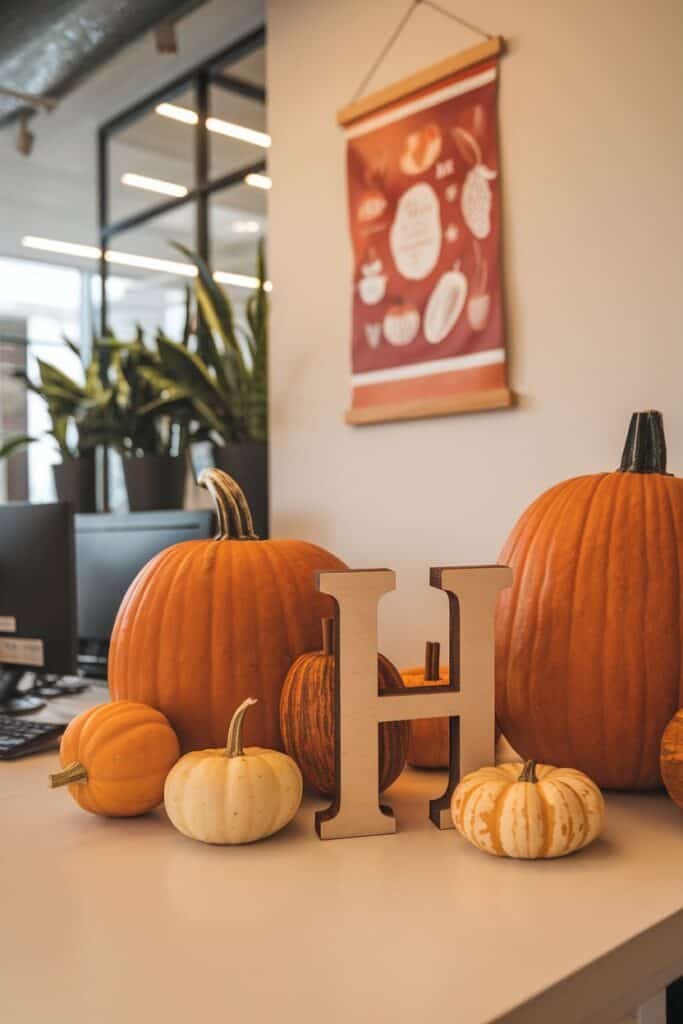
left=267, top=0, right=683, bottom=666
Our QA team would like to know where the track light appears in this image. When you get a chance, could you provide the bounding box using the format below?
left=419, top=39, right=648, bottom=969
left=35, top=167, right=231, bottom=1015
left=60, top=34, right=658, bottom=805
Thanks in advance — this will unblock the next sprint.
left=154, top=22, right=177, bottom=54
left=16, top=113, right=34, bottom=156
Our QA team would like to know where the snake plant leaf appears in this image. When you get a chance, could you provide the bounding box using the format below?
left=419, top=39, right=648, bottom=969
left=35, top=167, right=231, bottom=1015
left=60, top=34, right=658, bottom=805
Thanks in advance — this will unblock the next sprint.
left=36, top=358, right=84, bottom=400
left=181, top=284, right=192, bottom=347
left=156, top=335, right=227, bottom=411
left=0, top=434, right=37, bottom=460
left=172, top=241, right=237, bottom=345
left=62, top=336, right=82, bottom=360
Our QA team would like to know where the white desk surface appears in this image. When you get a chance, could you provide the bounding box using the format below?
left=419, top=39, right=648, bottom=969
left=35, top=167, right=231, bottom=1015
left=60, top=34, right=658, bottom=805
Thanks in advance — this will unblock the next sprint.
left=2, top=694, right=683, bottom=1024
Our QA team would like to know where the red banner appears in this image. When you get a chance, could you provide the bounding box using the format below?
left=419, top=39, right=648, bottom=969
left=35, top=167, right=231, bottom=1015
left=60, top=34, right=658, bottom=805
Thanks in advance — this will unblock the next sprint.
left=343, top=50, right=510, bottom=424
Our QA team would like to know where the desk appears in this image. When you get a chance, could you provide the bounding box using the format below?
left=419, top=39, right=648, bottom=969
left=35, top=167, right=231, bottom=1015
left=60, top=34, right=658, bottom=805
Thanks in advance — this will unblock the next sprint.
left=2, top=737, right=683, bottom=1024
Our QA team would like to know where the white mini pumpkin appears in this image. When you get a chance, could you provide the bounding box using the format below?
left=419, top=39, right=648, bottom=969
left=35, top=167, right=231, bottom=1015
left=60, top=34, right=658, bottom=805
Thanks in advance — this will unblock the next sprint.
left=451, top=760, right=604, bottom=859
left=164, top=698, right=303, bottom=845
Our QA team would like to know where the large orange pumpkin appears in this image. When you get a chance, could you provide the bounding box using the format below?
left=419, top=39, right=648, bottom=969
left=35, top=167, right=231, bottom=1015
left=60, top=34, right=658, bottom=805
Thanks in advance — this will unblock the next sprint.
left=496, top=411, right=683, bottom=790
left=109, top=470, right=346, bottom=753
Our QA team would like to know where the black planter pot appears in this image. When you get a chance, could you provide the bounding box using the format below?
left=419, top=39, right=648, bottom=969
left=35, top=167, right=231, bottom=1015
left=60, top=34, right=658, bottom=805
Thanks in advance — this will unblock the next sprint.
left=53, top=455, right=96, bottom=513
left=123, top=454, right=186, bottom=512
left=212, top=442, right=268, bottom=537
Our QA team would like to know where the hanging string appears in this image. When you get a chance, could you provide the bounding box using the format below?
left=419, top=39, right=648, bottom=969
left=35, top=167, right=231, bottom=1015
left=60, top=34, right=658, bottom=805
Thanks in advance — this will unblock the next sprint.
left=350, top=0, right=494, bottom=103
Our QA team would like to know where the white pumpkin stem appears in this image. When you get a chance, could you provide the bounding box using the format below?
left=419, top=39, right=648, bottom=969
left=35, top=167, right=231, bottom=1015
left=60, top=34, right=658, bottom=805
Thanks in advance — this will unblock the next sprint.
left=49, top=761, right=88, bottom=788
left=518, top=760, right=538, bottom=784
left=225, top=698, right=258, bottom=758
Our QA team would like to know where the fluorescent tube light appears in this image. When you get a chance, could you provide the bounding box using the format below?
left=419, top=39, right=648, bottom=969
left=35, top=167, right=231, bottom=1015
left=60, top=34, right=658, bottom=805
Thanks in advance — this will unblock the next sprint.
left=155, top=101, right=198, bottom=125
left=205, top=117, right=270, bottom=148
left=232, top=220, right=260, bottom=233
left=21, top=236, right=271, bottom=291
left=21, top=236, right=100, bottom=260
left=155, top=102, right=271, bottom=148
left=121, top=172, right=188, bottom=198
left=214, top=270, right=272, bottom=292
left=244, top=172, right=272, bottom=190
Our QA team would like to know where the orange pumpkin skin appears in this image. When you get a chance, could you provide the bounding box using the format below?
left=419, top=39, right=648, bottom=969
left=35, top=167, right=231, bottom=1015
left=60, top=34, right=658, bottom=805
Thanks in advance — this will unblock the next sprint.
left=109, top=538, right=346, bottom=753
left=497, top=416, right=683, bottom=790
left=279, top=638, right=409, bottom=796
left=57, top=701, right=180, bottom=816
left=401, top=665, right=451, bottom=768
left=661, top=710, right=683, bottom=809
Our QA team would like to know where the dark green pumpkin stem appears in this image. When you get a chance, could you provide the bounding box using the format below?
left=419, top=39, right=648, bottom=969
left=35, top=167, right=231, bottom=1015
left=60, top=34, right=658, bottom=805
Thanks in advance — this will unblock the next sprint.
left=518, top=760, right=538, bottom=784
left=618, top=411, right=667, bottom=474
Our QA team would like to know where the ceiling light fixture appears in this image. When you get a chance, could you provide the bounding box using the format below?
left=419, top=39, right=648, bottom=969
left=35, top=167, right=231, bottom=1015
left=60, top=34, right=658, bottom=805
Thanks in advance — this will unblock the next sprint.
left=21, top=236, right=271, bottom=291
left=121, top=172, right=188, bottom=198
left=232, top=220, right=260, bottom=233
left=155, top=102, right=271, bottom=148
left=244, top=172, right=272, bottom=190
left=155, top=101, right=198, bottom=125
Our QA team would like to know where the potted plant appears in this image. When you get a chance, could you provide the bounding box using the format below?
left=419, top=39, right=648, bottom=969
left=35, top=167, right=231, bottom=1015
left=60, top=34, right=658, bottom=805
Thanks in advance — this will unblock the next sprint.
left=0, top=340, right=117, bottom=512
left=161, top=241, right=269, bottom=535
left=102, top=327, right=215, bottom=512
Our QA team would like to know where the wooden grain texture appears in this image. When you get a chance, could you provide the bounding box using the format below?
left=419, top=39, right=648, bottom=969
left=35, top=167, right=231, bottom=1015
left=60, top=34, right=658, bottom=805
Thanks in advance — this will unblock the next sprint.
left=314, top=565, right=512, bottom=839
left=346, top=387, right=514, bottom=426
left=337, top=36, right=505, bottom=126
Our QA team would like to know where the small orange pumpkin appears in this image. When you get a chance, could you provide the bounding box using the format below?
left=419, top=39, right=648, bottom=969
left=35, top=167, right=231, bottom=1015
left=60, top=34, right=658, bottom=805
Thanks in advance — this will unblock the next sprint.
left=49, top=701, right=180, bottom=817
left=279, top=618, right=409, bottom=795
left=402, top=642, right=450, bottom=768
left=661, top=710, right=683, bottom=810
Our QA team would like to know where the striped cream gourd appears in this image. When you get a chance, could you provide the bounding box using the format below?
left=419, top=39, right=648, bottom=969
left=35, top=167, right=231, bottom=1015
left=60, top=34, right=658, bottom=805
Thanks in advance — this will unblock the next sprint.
left=451, top=761, right=604, bottom=859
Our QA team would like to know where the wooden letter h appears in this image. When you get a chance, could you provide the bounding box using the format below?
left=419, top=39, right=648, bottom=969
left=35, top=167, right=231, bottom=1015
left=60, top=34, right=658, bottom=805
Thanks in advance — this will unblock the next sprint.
left=315, top=566, right=512, bottom=840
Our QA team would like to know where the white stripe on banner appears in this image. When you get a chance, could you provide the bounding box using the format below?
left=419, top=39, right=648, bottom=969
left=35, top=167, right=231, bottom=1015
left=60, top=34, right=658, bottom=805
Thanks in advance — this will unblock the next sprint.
left=347, top=66, right=497, bottom=140
left=352, top=347, right=505, bottom=387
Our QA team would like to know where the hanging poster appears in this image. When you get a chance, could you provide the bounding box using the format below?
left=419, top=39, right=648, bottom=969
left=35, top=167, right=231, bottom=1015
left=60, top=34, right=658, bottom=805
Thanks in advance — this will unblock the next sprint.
left=339, top=39, right=512, bottom=425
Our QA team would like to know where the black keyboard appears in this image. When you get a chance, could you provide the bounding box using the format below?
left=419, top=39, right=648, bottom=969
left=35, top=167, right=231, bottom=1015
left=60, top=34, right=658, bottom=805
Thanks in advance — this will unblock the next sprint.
left=0, top=715, right=65, bottom=759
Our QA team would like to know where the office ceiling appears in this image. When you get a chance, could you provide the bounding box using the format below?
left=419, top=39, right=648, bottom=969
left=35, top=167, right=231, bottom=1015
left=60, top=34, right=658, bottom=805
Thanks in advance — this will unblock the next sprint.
left=0, top=0, right=206, bottom=126
left=0, top=0, right=266, bottom=278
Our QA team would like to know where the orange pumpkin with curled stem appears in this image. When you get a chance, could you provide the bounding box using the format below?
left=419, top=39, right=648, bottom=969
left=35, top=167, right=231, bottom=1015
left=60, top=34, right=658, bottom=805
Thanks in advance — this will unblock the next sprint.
left=108, top=470, right=346, bottom=753
left=49, top=701, right=180, bottom=817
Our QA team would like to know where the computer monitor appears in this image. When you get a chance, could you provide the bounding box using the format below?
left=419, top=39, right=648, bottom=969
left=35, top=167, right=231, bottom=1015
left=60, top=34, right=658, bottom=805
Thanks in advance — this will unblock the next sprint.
left=0, top=502, right=77, bottom=712
left=74, top=509, right=214, bottom=679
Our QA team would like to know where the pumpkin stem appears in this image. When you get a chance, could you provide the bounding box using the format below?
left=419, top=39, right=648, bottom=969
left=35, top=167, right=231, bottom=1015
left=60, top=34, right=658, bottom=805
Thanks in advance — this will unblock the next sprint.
left=321, top=617, right=336, bottom=656
left=225, top=698, right=258, bottom=758
left=518, top=760, right=538, bottom=784
left=198, top=468, right=259, bottom=540
left=618, top=411, right=668, bottom=474
left=49, top=761, right=88, bottom=788
left=424, top=641, right=440, bottom=681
